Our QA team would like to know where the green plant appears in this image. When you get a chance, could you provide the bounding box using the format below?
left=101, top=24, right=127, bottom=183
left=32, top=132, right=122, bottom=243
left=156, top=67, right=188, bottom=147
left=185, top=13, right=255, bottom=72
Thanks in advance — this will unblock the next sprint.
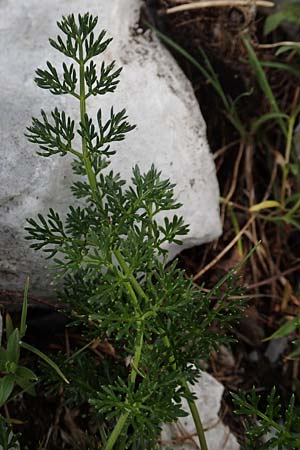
left=151, top=27, right=300, bottom=229
left=264, top=1, right=300, bottom=36
left=0, top=279, right=67, bottom=407
left=0, top=282, right=37, bottom=408
left=24, top=13, right=246, bottom=449
left=0, top=279, right=67, bottom=449
left=232, top=387, right=300, bottom=449
left=0, top=416, right=20, bottom=450
left=263, top=315, right=300, bottom=360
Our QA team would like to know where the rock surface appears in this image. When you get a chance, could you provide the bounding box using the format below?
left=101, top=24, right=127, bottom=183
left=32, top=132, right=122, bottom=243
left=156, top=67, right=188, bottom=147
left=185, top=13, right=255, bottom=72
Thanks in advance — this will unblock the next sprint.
left=161, top=371, right=240, bottom=450
left=0, top=0, right=221, bottom=296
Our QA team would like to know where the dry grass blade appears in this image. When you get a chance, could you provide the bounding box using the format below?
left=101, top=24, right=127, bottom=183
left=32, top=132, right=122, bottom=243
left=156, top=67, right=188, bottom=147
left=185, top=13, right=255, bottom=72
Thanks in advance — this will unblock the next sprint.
left=246, top=264, right=300, bottom=290
left=167, top=0, right=195, bottom=3
left=221, top=141, right=244, bottom=225
left=193, top=215, right=257, bottom=281
left=166, top=0, right=275, bottom=14
left=258, top=41, right=300, bottom=49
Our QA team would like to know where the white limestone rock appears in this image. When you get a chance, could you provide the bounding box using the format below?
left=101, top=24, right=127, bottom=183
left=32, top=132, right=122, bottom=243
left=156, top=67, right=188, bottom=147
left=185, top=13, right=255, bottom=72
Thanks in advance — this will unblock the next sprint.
left=0, top=0, right=221, bottom=296
left=161, top=371, right=240, bottom=450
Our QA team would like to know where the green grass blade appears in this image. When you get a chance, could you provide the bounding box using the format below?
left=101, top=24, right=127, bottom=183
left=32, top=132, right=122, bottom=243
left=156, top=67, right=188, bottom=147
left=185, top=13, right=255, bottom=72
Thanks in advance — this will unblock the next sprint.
left=275, top=45, right=300, bottom=56
left=20, top=277, right=29, bottom=338
left=0, top=375, right=15, bottom=407
left=148, top=24, right=245, bottom=135
left=21, top=341, right=69, bottom=384
left=243, top=38, right=287, bottom=137
left=262, top=316, right=300, bottom=341
left=251, top=112, right=289, bottom=134
left=5, top=313, right=14, bottom=340
left=262, top=61, right=300, bottom=78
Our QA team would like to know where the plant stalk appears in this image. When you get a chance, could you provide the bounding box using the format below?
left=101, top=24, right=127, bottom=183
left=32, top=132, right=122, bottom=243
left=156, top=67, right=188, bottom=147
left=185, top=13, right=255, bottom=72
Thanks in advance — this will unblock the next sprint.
left=78, top=41, right=100, bottom=204
left=103, top=253, right=145, bottom=450
left=114, top=251, right=209, bottom=450
left=161, top=333, right=208, bottom=450
left=103, top=321, right=144, bottom=450
left=114, top=248, right=148, bottom=303
left=181, top=379, right=208, bottom=450
left=103, top=411, right=130, bottom=450
left=281, top=113, right=296, bottom=204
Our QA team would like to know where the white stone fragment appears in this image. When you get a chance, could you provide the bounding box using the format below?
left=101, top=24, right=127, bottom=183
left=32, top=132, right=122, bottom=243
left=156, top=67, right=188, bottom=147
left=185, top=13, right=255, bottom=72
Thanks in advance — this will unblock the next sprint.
left=161, top=371, right=240, bottom=450
left=264, top=336, right=289, bottom=363
left=0, top=0, right=221, bottom=296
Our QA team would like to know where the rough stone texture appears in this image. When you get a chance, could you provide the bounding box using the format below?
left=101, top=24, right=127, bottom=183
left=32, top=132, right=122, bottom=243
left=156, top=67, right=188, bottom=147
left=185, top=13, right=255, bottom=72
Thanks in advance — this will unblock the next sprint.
left=161, top=371, right=240, bottom=450
left=0, top=0, right=221, bottom=296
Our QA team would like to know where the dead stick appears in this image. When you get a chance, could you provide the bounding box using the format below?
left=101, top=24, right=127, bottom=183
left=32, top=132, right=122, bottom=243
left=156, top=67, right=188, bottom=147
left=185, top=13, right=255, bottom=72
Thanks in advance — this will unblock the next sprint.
left=166, top=0, right=274, bottom=14
left=257, top=41, right=300, bottom=49
left=246, top=264, right=300, bottom=290
left=193, top=214, right=257, bottom=282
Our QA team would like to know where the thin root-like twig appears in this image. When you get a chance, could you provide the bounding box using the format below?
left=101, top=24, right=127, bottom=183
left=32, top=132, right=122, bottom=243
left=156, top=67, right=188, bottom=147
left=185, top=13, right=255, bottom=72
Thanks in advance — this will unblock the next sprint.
left=166, top=0, right=274, bottom=15
left=257, top=41, right=300, bottom=49
left=221, top=141, right=244, bottom=226
left=246, top=264, right=300, bottom=290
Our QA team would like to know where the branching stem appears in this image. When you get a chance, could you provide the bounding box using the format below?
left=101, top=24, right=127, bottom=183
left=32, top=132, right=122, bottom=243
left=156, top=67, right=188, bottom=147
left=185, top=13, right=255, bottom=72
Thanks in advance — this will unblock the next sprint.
left=78, top=41, right=99, bottom=204
left=115, top=249, right=208, bottom=449
left=161, top=333, right=208, bottom=450
left=29, top=16, right=214, bottom=449
left=103, top=411, right=130, bottom=450
left=114, top=248, right=148, bottom=303
left=181, top=379, right=208, bottom=450
left=103, top=254, right=145, bottom=450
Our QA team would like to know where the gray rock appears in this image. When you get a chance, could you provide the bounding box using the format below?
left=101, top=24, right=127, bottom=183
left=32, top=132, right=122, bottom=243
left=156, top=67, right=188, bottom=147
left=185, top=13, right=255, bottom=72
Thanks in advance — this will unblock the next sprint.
left=0, top=0, right=221, bottom=296
left=161, top=371, right=240, bottom=450
left=264, top=336, right=289, bottom=363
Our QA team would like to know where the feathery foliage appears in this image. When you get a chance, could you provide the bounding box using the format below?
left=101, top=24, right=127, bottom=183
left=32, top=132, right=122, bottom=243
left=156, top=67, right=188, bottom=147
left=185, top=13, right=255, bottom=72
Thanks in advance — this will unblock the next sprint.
left=25, top=13, right=245, bottom=449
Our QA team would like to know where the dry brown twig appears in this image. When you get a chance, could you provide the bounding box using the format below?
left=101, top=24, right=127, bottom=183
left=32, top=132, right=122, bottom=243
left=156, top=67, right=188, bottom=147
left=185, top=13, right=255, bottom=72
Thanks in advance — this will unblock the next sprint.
left=166, top=0, right=275, bottom=14
left=168, top=0, right=195, bottom=3
left=221, top=141, right=244, bottom=226
left=213, top=139, right=240, bottom=161
left=193, top=214, right=257, bottom=281
left=257, top=41, right=300, bottom=49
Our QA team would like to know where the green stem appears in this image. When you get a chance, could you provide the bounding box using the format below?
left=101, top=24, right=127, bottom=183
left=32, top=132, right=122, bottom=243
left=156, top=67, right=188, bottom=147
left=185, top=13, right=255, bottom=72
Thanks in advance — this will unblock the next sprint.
left=103, top=411, right=130, bottom=450
left=123, top=280, right=141, bottom=315
left=114, top=248, right=148, bottom=303
left=117, top=425, right=129, bottom=450
left=130, top=321, right=144, bottom=385
left=103, top=325, right=144, bottom=450
left=105, top=323, right=144, bottom=450
left=69, top=147, right=84, bottom=159
left=285, top=197, right=300, bottom=220
left=78, top=41, right=100, bottom=204
left=161, top=333, right=208, bottom=450
left=109, top=250, right=208, bottom=449
left=181, top=379, right=208, bottom=450
left=114, top=251, right=208, bottom=449
left=113, top=251, right=146, bottom=384
left=281, top=113, right=296, bottom=205
left=103, top=252, right=145, bottom=450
